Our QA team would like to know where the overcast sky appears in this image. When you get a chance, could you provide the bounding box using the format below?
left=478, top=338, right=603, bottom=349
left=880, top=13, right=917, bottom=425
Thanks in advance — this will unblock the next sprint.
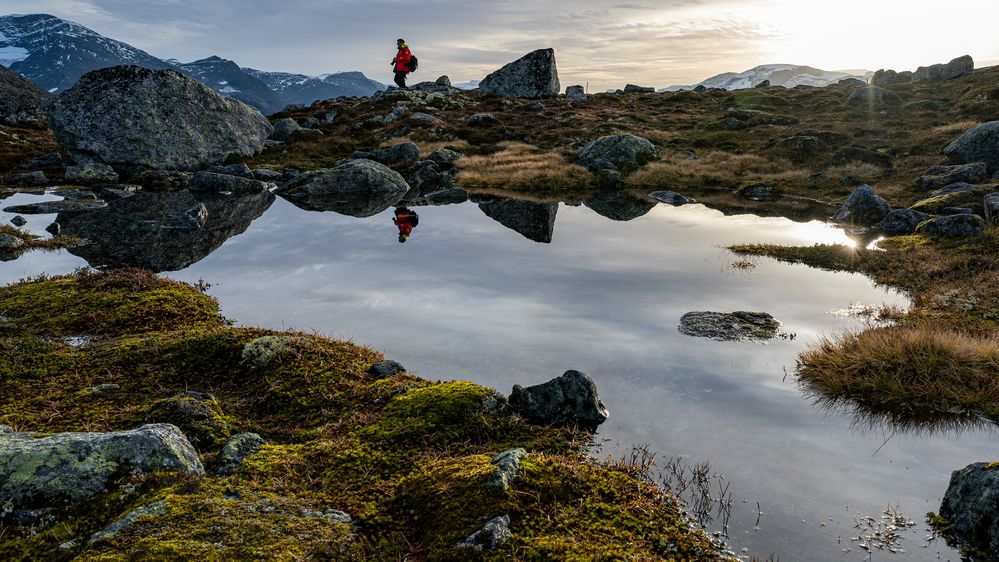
left=8, top=0, right=999, bottom=90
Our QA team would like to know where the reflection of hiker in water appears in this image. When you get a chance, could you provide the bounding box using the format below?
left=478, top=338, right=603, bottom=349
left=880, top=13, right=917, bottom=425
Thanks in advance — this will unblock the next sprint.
left=394, top=207, right=420, bottom=243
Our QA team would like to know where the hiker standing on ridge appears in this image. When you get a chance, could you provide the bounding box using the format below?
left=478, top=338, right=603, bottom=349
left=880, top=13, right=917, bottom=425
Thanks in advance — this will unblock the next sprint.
left=391, top=38, right=413, bottom=89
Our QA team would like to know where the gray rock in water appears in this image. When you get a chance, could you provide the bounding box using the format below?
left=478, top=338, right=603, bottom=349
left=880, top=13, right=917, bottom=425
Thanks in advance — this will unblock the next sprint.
left=10, top=216, right=27, bottom=227
left=367, top=360, right=406, bottom=378
left=48, top=66, right=272, bottom=173
left=427, top=148, right=463, bottom=168
left=938, top=462, right=999, bottom=555
left=679, top=311, right=781, bottom=341
left=847, top=86, right=901, bottom=108
left=276, top=159, right=411, bottom=217
left=736, top=182, right=782, bottom=202
left=217, top=432, right=265, bottom=475
left=65, top=163, right=119, bottom=185
left=4, top=199, right=108, bottom=214
left=944, top=121, right=999, bottom=173
left=188, top=171, right=269, bottom=195
left=479, top=48, right=560, bottom=99
left=90, top=500, right=168, bottom=543
left=919, top=162, right=989, bottom=190
left=832, top=184, right=892, bottom=226
left=509, top=370, right=609, bottom=429
left=458, top=515, right=511, bottom=551
left=916, top=214, right=986, bottom=237
left=649, top=191, right=696, bottom=206
left=873, top=208, right=932, bottom=235
left=623, top=84, right=655, bottom=94
left=913, top=55, right=974, bottom=82
left=0, top=233, right=25, bottom=249
left=985, top=192, right=999, bottom=224
left=478, top=200, right=557, bottom=243
left=6, top=171, right=47, bottom=186
left=565, top=85, right=586, bottom=100
left=831, top=146, right=892, bottom=168
left=352, top=142, right=420, bottom=166
left=0, top=424, right=203, bottom=525
left=578, top=134, right=660, bottom=172
left=489, top=448, right=527, bottom=490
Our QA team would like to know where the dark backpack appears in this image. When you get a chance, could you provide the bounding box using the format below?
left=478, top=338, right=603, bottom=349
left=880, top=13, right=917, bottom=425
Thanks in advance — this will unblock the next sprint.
left=407, top=55, right=418, bottom=73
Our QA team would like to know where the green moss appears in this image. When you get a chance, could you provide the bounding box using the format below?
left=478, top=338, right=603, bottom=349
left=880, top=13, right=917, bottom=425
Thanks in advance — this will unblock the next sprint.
left=910, top=185, right=997, bottom=215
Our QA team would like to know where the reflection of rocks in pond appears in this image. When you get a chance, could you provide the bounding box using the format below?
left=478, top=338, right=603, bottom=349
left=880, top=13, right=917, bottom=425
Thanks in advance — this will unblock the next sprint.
left=58, top=190, right=274, bottom=272
left=584, top=192, right=655, bottom=221
left=4, top=199, right=108, bottom=214
left=678, top=311, right=781, bottom=341
left=478, top=199, right=558, bottom=243
left=274, top=159, right=410, bottom=218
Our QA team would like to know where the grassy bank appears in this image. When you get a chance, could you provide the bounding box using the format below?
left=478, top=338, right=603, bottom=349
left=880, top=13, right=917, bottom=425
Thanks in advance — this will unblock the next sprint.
left=0, top=269, right=726, bottom=561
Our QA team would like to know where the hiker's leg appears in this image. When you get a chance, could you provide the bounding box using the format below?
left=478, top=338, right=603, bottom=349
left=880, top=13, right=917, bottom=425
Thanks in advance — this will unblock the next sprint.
left=394, top=72, right=407, bottom=89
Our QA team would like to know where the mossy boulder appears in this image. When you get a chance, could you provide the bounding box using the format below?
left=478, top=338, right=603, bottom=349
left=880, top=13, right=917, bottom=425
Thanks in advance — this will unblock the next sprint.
left=144, top=393, right=231, bottom=453
left=911, top=184, right=996, bottom=216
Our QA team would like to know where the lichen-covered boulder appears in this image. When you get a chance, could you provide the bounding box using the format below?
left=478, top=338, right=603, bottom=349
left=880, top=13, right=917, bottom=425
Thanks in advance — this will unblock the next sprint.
left=832, top=184, right=892, bottom=226
left=458, top=515, right=511, bottom=551
left=241, top=335, right=305, bottom=368
left=578, top=134, right=660, bottom=172
left=916, top=213, right=986, bottom=237
left=144, top=393, right=231, bottom=452
left=944, top=122, right=999, bottom=173
left=939, top=462, right=999, bottom=555
left=0, top=424, right=203, bottom=525
left=217, top=432, right=265, bottom=475
left=509, top=370, right=609, bottom=429
left=47, top=66, right=273, bottom=173
left=488, top=448, right=527, bottom=490
left=872, top=208, right=932, bottom=235
left=275, top=159, right=411, bottom=217
left=479, top=49, right=560, bottom=99
left=847, top=86, right=901, bottom=108
left=678, top=311, right=781, bottom=341
left=352, top=142, right=421, bottom=166
left=269, top=118, right=301, bottom=142
left=913, top=55, right=974, bottom=82
left=918, top=162, right=989, bottom=191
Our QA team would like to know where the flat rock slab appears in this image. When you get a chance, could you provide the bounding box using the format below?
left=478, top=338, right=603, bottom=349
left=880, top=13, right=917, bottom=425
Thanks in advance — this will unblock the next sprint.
left=3, top=199, right=108, bottom=214
left=679, top=311, right=781, bottom=341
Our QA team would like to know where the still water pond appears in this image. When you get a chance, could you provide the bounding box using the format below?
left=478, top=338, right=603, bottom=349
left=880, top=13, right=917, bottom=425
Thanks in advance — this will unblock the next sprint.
left=2, top=189, right=994, bottom=561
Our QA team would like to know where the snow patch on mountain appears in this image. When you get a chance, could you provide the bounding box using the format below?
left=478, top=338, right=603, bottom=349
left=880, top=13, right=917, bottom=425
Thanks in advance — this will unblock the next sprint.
left=663, top=64, right=871, bottom=91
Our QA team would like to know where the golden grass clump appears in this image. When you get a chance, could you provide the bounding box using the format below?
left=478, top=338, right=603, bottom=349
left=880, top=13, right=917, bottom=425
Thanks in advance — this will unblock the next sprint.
left=455, top=141, right=592, bottom=192
left=627, top=151, right=807, bottom=190
left=799, top=326, right=999, bottom=419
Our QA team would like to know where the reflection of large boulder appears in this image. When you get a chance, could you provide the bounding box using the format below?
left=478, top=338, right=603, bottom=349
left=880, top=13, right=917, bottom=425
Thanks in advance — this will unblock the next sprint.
left=478, top=199, right=558, bottom=243
left=584, top=192, right=655, bottom=221
left=58, top=189, right=274, bottom=272
left=47, top=66, right=272, bottom=173
left=274, top=159, right=410, bottom=217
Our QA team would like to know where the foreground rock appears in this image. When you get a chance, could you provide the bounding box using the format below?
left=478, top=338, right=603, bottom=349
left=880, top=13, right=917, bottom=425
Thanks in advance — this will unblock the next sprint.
left=0, top=65, right=51, bottom=126
left=509, top=370, right=609, bottom=429
left=578, top=134, right=660, bottom=173
left=938, top=462, right=999, bottom=555
left=47, top=66, right=273, bottom=173
left=0, top=424, right=203, bottom=525
left=678, top=311, right=781, bottom=341
left=916, top=214, right=986, bottom=237
left=479, top=49, right=560, bottom=99
left=275, top=159, right=410, bottom=217
left=944, top=121, right=999, bottom=173
left=832, top=184, right=892, bottom=226
left=478, top=200, right=557, bottom=243
left=913, top=55, right=974, bottom=82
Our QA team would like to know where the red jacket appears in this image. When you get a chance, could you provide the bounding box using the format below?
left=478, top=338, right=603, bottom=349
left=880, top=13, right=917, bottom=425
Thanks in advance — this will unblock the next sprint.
left=393, top=46, right=412, bottom=73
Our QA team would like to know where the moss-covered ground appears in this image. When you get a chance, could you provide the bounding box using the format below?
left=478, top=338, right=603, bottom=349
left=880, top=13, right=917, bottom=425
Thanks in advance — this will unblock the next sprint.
left=0, top=269, right=725, bottom=561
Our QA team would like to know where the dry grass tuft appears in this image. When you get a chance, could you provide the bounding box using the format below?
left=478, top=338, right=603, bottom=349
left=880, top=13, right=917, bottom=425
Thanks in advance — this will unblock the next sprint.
left=456, top=141, right=593, bottom=192
left=627, top=151, right=808, bottom=190
left=930, top=120, right=979, bottom=135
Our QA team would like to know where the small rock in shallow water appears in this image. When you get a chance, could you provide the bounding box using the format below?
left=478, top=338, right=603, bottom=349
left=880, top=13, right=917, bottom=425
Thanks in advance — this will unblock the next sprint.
left=678, top=311, right=781, bottom=341
left=45, top=222, right=60, bottom=235
left=458, top=515, right=511, bottom=551
left=10, top=215, right=27, bottom=227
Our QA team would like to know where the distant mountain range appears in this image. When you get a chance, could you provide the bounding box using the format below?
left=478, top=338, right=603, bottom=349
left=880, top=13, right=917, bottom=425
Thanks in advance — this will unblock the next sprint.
left=0, top=13, right=386, bottom=114
left=663, top=64, right=873, bottom=91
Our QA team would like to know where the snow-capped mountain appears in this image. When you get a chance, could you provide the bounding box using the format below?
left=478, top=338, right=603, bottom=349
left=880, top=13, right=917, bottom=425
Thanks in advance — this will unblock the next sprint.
left=664, top=65, right=871, bottom=91
left=0, top=13, right=387, bottom=113
left=453, top=80, right=480, bottom=90
left=0, top=13, right=173, bottom=93
left=177, top=56, right=284, bottom=114
left=245, top=69, right=384, bottom=106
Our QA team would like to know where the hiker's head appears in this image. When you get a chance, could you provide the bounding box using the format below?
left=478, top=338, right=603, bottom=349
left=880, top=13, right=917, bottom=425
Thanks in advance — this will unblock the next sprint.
left=397, top=38, right=405, bottom=47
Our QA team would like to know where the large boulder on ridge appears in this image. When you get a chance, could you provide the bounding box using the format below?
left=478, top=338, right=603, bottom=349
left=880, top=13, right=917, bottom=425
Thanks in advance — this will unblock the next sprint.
left=944, top=122, right=999, bottom=173
left=275, top=159, right=411, bottom=217
left=0, top=424, right=203, bottom=525
left=938, top=462, right=999, bottom=555
left=479, top=49, right=560, bottom=99
left=47, top=65, right=273, bottom=173
left=913, top=55, right=974, bottom=82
